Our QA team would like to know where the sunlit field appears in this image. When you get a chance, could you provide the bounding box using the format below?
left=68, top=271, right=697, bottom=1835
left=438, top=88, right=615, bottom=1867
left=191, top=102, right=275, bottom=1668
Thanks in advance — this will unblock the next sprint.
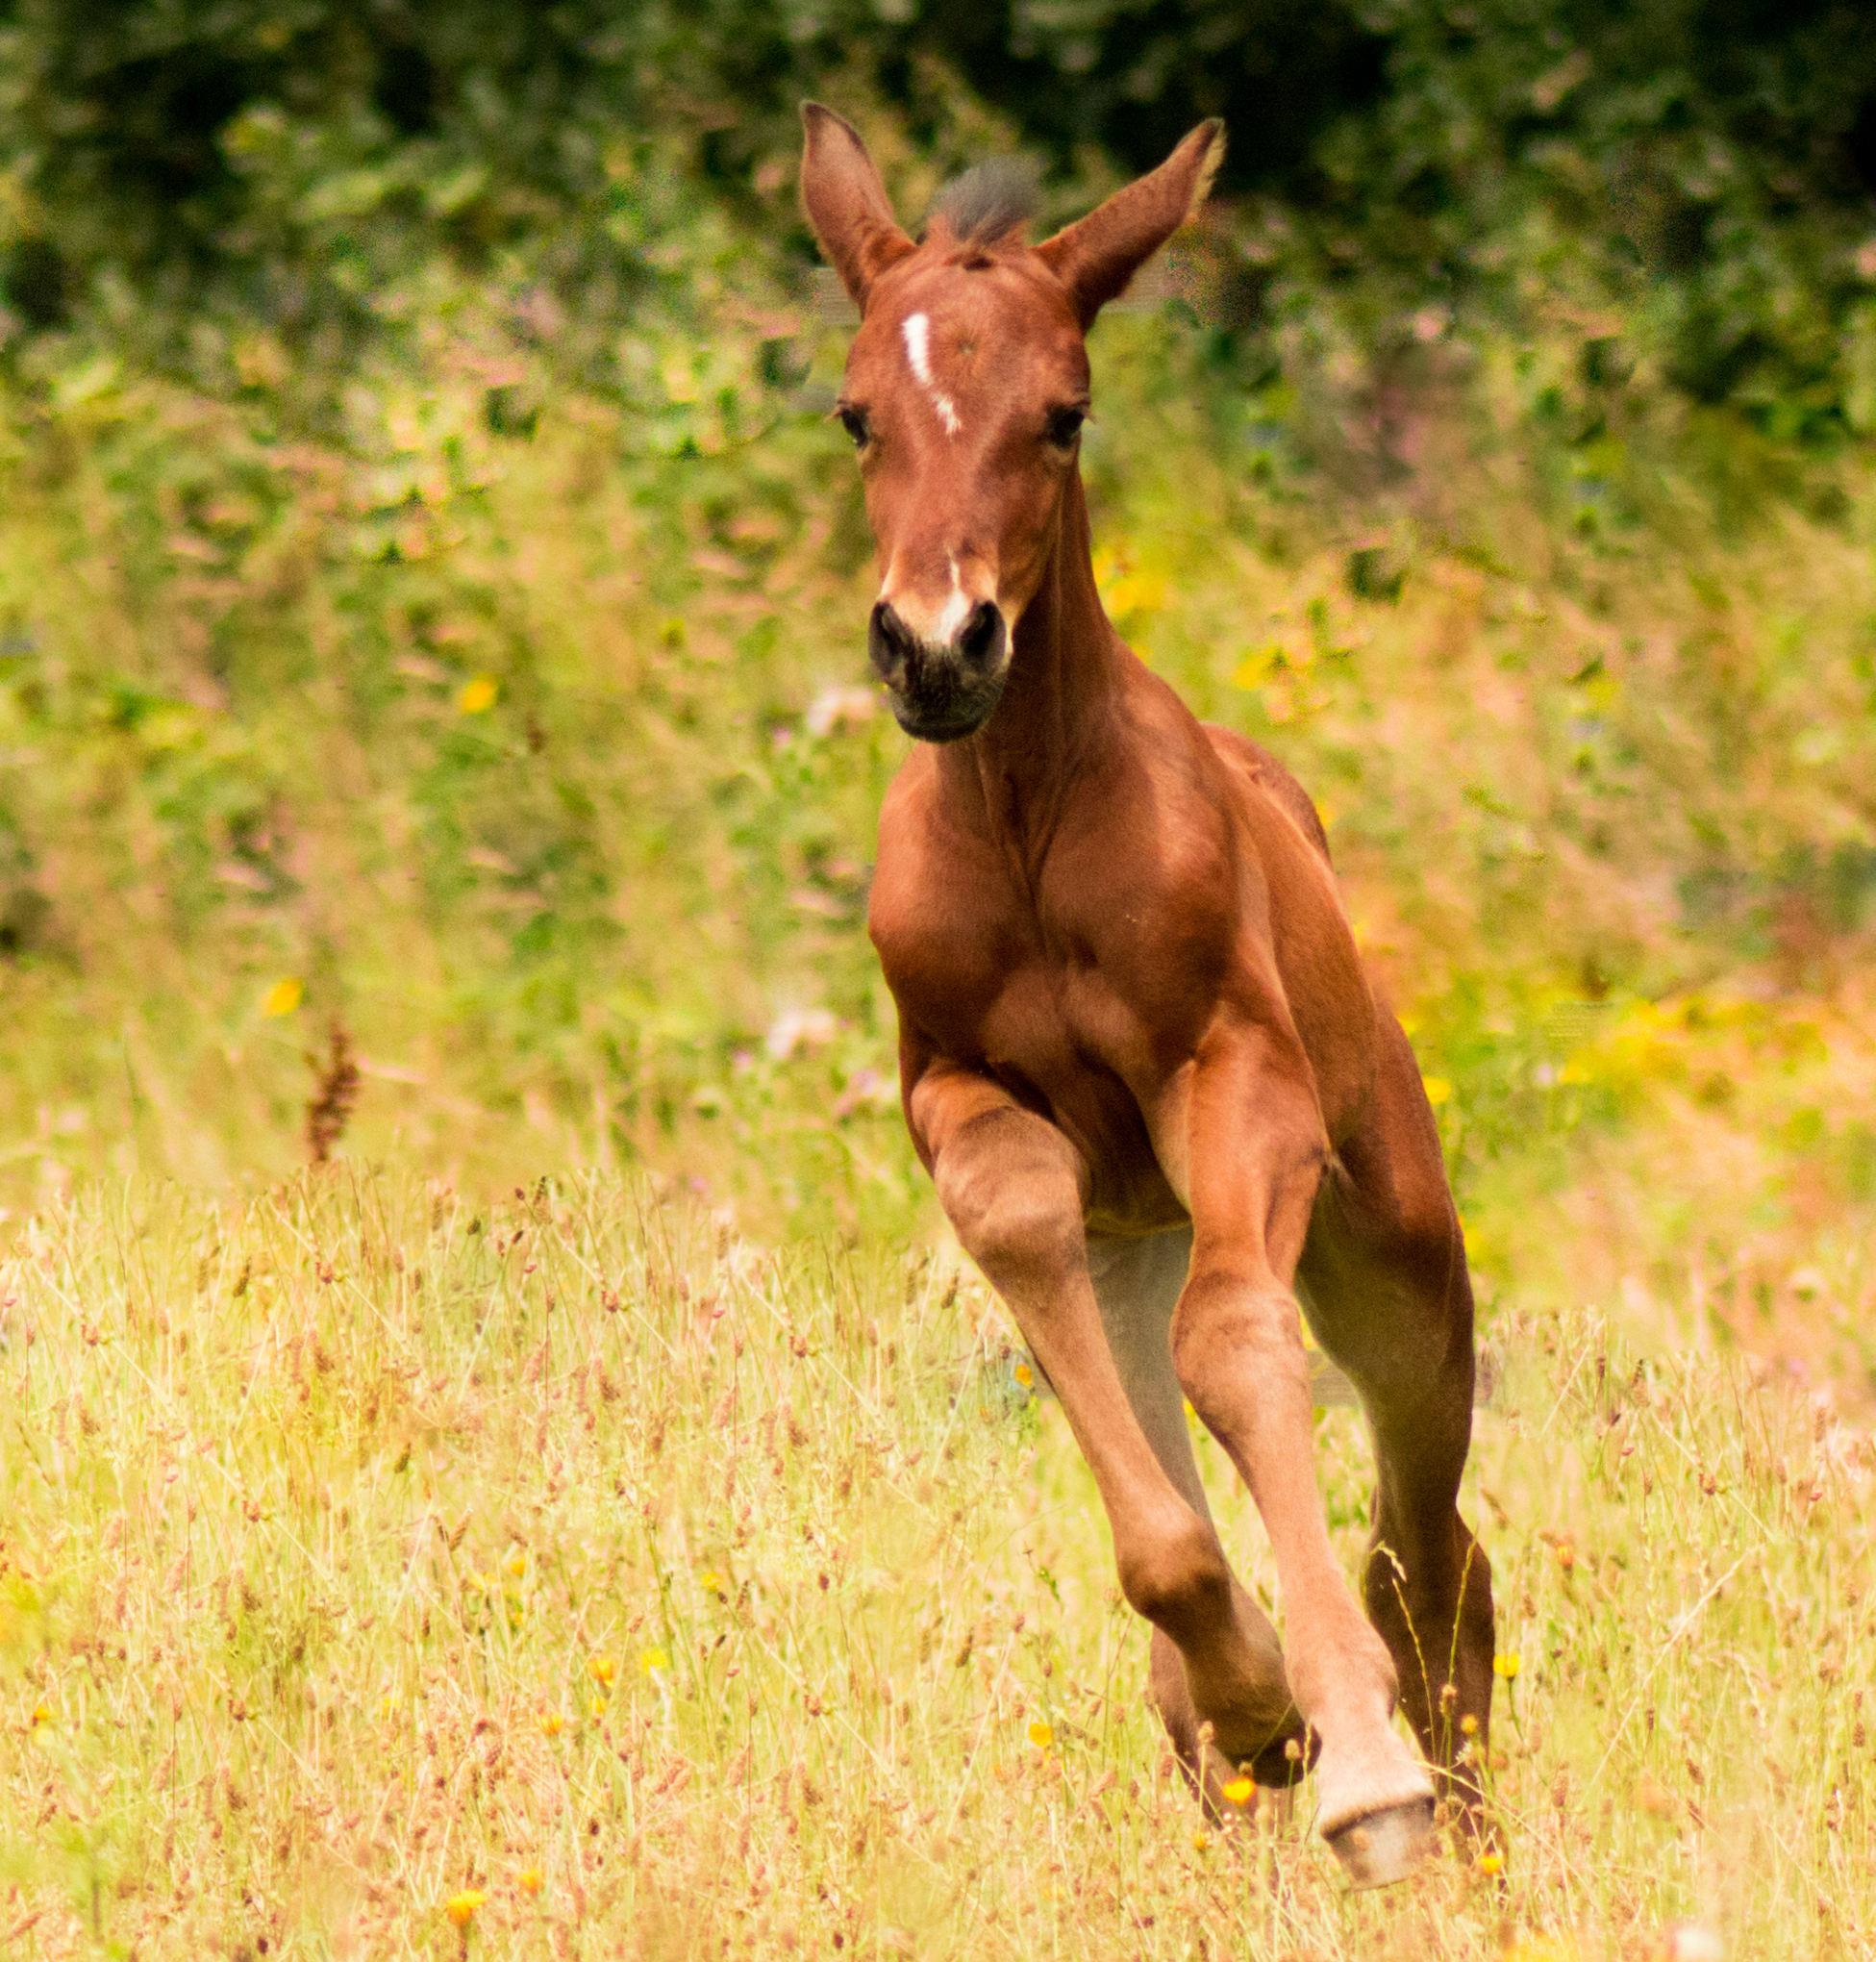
left=3, top=1170, right=1870, bottom=1957
left=5, top=304, right=1876, bottom=1395
left=6, top=52, right=1876, bottom=1958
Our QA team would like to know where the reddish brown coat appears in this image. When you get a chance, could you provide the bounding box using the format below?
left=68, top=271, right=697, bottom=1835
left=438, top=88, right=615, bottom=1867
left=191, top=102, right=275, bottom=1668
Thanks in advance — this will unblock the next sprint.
left=802, top=104, right=1495, bottom=1886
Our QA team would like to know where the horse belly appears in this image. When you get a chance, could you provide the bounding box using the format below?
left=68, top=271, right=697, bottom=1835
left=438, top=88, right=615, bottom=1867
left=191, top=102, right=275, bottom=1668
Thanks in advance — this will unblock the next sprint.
left=1046, top=1069, right=1189, bottom=1237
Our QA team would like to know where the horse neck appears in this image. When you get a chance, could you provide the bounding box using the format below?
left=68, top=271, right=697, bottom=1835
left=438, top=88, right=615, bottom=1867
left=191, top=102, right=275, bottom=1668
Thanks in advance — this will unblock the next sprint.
left=933, top=468, right=1119, bottom=838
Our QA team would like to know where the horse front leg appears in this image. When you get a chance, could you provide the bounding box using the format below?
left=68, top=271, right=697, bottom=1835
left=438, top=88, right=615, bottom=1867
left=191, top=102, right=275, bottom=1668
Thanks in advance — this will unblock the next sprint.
left=1165, top=1029, right=1438, bottom=1887
left=911, top=1066, right=1299, bottom=1798
left=1086, top=1228, right=1308, bottom=1794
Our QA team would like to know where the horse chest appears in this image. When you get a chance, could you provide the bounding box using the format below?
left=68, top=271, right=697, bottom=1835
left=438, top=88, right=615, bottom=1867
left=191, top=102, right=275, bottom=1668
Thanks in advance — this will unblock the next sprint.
left=880, top=879, right=1193, bottom=1229
left=980, top=961, right=1189, bottom=1230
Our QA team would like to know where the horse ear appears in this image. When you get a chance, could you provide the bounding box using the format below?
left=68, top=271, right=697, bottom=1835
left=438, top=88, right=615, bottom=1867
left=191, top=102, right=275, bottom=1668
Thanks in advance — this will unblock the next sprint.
left=800, top=104, right=916, bottom=314
left=1036, top=121, right=1224, bottom=328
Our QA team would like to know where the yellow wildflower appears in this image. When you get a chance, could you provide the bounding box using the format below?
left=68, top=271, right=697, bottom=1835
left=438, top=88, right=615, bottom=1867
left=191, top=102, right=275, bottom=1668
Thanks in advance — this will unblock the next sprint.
left=445, top=1888, right=486, bottom=1926
left=517, top=1866, right=543, bottom=1898
left=1502, top=1939, right=1579, bottom=1962
left=31, top=1700, right=53, bottom=1727
left=263, top=977, right=304, bottom=1017
left=588, top=1653, right=618, bottom=1686
left=379, top=1694, right=396, bottom=1721
left=537, top=1710, right=563, bottom=1738
left=638, top=1648, right=667, bottom=1676
left=1221, top=1776, right=1255, bottom=1806
left=1013, top=1362, right=1033, bottom=1388
left=1494, top=1652, right=1521, bottom=1679
left=700, top=1571, right=723, bottom=1596
left=1461, top=1714, right=1480, bottom=1736
left=457, top=675, right=498, bottom=715
left=1191, top=1830, right=1210, bottom=1851
left=1421, top=1075, right=1453, bottom=1107
left=589, top=1696, right=605, bottom=1719
left=1477, top=1850, right=1505, bottom=1876
left=508, top=1553, right=527, bottom=1578
left=1027, top=1720, right=1053, bottom=1749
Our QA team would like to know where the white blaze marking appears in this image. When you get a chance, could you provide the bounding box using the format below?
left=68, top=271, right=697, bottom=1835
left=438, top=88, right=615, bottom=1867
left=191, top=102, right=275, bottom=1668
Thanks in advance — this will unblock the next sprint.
left=901, top=312, right=962, bottom=436
left=901, top=311, right=933, bottom=380
left=879, top=558, right=978, bottom=651
left=935, top=569, right=970, bottom=644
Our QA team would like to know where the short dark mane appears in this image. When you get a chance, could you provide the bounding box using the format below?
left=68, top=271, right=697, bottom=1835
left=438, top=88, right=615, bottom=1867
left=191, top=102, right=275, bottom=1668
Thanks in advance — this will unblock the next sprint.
left=925, top=158, right=1041, bottom=245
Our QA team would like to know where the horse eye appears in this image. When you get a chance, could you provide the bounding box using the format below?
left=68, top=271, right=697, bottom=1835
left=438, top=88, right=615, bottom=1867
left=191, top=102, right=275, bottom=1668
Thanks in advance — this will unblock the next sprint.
left=836, top=406, right=870, bottom=448
left=1046, top=406, right=1086, bottom=448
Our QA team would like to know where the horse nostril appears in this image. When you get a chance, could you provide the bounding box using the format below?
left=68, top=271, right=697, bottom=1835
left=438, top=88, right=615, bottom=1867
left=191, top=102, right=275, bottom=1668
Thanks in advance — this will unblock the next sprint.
left=869, top=600, right=915, bottom=682
left=957, top=600, right=1006, bottom=671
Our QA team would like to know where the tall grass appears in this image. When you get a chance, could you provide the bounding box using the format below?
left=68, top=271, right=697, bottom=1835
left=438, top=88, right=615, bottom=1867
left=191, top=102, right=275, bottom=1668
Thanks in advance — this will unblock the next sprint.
left=3, top=1170, right=1870, bottom=1957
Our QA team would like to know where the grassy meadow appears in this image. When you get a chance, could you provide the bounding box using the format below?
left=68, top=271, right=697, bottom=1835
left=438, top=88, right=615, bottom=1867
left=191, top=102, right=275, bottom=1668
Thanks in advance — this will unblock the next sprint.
left=4, top=1170, right=1874, bottom=1959
left=3, top=282, right=1875, bottom=1385
left=4, top=111, right=1876, bottom=1957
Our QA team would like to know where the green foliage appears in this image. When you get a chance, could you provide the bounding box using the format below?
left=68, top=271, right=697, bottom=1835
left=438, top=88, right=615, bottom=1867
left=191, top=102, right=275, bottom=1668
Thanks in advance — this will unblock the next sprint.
left=0, top=32, right=1872, bottom=1380
left=0, top=303, right=931, bottom=1230
left=1303, top=0, right=1876, bottom=441
left=0, top=0, right=811, bottom=411
left=3, top=1, right=1874, bottom=431
left=5, top=276, right=1875, bottom=1389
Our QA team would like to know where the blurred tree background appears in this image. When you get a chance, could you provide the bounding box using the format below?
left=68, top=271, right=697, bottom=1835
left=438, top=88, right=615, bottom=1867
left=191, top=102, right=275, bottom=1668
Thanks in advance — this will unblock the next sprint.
left=1, top=0, right=1875, bottom=1390
left=4, top=0, right=1876, bottom=428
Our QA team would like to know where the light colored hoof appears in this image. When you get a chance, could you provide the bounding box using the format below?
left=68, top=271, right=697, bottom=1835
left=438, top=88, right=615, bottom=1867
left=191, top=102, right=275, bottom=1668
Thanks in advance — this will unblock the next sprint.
left=1325, top=1798, right=1436, bottom=1889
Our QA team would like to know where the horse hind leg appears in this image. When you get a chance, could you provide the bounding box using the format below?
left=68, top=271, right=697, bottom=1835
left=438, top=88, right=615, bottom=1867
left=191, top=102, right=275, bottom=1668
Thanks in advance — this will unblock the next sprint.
left=1086, top=1229, right=1308, bottom=1797
left=1297, top=1019, right=1496, bottom=1821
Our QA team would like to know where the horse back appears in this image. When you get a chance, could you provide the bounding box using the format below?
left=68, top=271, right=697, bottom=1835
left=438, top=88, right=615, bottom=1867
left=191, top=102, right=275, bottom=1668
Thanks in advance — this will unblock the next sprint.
left=1201, top=723, right=1335, bottom=867
left=1200, top=721, right=1378, bottom=1144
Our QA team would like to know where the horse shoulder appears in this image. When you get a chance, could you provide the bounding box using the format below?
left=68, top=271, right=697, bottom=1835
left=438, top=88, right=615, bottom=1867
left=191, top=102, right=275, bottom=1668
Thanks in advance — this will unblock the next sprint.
left=1050, top=723, right=1238, bottom=1015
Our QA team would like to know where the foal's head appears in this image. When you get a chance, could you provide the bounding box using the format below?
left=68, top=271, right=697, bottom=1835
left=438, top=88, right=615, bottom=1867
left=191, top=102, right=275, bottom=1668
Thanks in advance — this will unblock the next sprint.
left=800, top=106, right=1222, bottom=742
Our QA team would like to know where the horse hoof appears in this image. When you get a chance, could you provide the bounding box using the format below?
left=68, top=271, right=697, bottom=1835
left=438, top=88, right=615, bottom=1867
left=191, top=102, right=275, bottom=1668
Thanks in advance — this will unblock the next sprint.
left=1325, top=1798, right=1436, bottom=1889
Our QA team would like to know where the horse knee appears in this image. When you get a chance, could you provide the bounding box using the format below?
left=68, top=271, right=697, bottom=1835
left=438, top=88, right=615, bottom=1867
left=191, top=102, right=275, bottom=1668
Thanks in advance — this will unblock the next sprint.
left=1168, top=1269, right=1310, bottom=1421
left=935, top=1123, right=1080, bottom=1276
left=1117, top=1514, right=1233, bottom=1640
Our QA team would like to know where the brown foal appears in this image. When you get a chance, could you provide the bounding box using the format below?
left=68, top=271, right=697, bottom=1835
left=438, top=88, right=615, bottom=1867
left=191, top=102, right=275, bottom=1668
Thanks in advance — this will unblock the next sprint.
left=800, top=104, right=1495, bottom=1887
